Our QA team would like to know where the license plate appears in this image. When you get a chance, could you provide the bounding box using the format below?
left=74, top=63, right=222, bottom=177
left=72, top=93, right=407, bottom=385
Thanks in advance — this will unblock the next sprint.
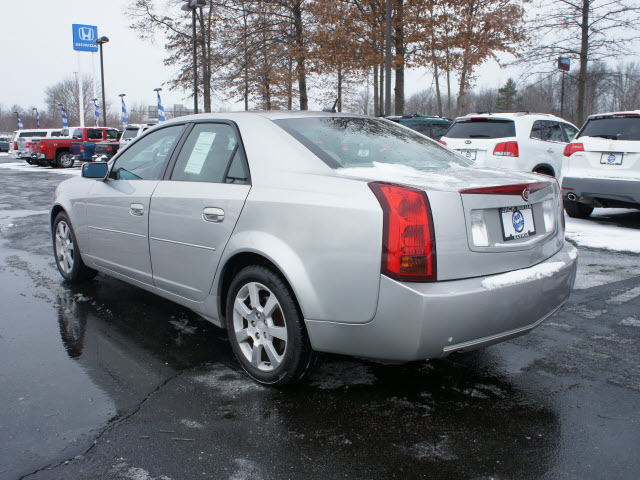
left=500, top=205, right=536, bottom=241
left=458, top=149, right=477, bottom=161
left=600, top=152, right=623, bottom=165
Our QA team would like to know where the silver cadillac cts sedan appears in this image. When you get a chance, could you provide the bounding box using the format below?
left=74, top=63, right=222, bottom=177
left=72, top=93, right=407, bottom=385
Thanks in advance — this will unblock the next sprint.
left=51, top=112, right=578, bottom=386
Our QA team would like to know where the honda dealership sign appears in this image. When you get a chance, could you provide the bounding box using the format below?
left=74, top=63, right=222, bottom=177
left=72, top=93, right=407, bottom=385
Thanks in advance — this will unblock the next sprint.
left=72, top=24, right=99, bottom=52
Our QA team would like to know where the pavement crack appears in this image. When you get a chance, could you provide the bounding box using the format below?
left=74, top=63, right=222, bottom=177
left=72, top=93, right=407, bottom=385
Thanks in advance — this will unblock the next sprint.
left=18, top=370, right=186, bottom=480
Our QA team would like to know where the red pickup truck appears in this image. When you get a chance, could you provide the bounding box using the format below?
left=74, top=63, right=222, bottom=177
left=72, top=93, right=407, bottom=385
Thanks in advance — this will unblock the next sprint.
left=32, top=127, right=118, bottom=168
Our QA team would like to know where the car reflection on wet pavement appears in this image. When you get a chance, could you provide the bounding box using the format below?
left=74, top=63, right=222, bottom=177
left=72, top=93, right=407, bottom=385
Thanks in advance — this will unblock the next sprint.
left=1, top=158, right=639, bottom=480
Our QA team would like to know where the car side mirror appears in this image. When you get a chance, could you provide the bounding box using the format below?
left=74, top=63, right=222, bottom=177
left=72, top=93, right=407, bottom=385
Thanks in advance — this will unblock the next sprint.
left=82, top=162, right=109, bottom=180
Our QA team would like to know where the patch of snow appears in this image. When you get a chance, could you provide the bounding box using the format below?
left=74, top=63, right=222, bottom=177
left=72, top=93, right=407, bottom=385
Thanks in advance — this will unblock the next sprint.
left=110, top=461, right=173, bottom=480
left=481, top=262, right=565, bottom=290
left=606, top=285, right=640, bottom=305
left=565, top=215, right=640, bottom=254
left=180, top=418, right=204, bottom=429
left=192, top=365, right=263, bottom=397
left=621, top=317, right=640, bottom=328
left=0, top=161, right=81, bottom=176
left=399, top=437, right=458, bottom=461
left=74, top=293, right=91, bottom=302
left=169, top=318, right=198, bottom=335
left=229, top=458, right=263, bottom=480
left=335, top=161, right=537, bottom=192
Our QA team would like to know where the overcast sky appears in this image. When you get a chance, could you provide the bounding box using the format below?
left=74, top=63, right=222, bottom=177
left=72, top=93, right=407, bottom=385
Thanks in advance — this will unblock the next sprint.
left=1, top=0, right=636, bottom=114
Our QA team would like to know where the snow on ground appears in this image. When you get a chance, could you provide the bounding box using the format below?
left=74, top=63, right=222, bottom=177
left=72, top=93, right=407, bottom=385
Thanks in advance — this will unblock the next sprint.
left=0, top=161, right=81, bottom=176
left=565, top=209, right=640, bottom=254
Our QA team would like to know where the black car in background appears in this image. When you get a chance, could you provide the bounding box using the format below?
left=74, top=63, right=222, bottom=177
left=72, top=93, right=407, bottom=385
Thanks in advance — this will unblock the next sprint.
left=0, top=136, right=10, bottom=152
left=386, top=115, right=453, bottom=141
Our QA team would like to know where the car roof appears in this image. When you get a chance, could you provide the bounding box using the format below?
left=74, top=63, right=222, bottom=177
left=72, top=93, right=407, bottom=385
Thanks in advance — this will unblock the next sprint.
left=587, top=110, right=640, bottom=119
left=457, top=112, right=568, bottom=122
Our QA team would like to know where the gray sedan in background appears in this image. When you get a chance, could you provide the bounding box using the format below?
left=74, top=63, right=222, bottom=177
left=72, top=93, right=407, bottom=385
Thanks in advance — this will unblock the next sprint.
left=50, top=112, right=577, bottom=386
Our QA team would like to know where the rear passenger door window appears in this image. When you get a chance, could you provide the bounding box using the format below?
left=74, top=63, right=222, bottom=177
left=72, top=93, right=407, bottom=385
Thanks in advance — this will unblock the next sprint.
left=170, top=123, right=249, bottom=184
left=561, top=123, right=579, bottom=142
left=544, top=122, right=565, bottom=142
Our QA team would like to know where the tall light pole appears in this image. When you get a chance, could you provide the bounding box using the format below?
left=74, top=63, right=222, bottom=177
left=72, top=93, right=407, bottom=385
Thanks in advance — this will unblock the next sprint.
left=93, top=36, right=110, bottom=127
left=384, top=0, right=392, bottom=116
left=181, top=0, right=206, bottom=114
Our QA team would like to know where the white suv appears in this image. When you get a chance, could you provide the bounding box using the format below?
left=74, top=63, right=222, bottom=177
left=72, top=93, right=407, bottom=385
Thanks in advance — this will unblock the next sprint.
left=561, top=110, right=640, bottom=218
left=440, top=113, right=579, bottom=178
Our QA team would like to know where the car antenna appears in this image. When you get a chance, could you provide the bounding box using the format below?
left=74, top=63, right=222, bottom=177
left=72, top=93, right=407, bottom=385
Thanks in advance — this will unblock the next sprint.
left=322, top=98, right=338, bottom=113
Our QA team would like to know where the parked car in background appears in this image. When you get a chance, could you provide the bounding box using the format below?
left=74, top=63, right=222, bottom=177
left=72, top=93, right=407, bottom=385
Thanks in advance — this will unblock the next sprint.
left=91, top=124, right=154, bottom=162
left=10, top=129, right=62, bottom=161
left=70, top=127, right=120, bottom=162
left=440, top=113, right=579, bottom=178
left=51, top=112, right=577, bottom=386
left=33, top=127, right=114, bottom=168
left=562, top=110, right=640, bottom=218
left=0, top=136, right=10, bottom=152
left=386, top=115, right=453, bottom=141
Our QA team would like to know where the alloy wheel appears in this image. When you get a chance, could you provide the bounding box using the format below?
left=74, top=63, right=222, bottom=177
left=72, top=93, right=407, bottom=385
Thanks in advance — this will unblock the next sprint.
left=55, top=221, right=74, bottom=274
left=232, top=282, right=288, bottom=372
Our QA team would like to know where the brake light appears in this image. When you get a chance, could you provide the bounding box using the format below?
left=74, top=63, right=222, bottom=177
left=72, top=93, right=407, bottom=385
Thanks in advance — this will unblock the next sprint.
left=439, top=140, right=447, bottom=146
left=80, top=145, right=85, bottom=152
left=563, top=143, right=584, bottom=156
left=369, top=182, right=436, bottom=282
left=25, top=142, right=32, bottom=148
left=460, top=181, right=550, bottom=196
left=107, top=145, right=113, bottom=152
left=493, top=141, right=519, bottom=157
left=14, top=142, right=17, bottom=150
left=40, top=143, right=45, bottom=151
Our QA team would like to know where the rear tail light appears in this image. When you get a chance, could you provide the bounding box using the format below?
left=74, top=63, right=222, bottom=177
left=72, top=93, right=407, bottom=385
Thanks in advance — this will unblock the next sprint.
left=563, top=143, right=584, bottom=156
left=26, top=142, right=32, bottom=148
left=40, top=143, right=45, bottom=151
left=439, top=140, right=447, bottom=146
left=107, top=145, right=113, bottom=152
left=80, top=145, right=85, bottom=152
left=493, top=141, right=519, bottom=157
left=14, top=142, right=18, bottom=150
left=460, top=181, right=550, bottom=196
left=369, top=182, right=436, bottom=282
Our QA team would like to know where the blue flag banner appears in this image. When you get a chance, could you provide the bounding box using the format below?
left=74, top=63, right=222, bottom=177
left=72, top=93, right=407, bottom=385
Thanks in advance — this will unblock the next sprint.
left=16, top=113, right=23, bottom=130
left=61, top=107, right=68, bottom=128
left=121, top=97, right=128, bottom=127
left=94, top=100, right=100, bottom=127
left=35, top=109, right=40, bottom=129
left=157, top=91, right=165, bottom=122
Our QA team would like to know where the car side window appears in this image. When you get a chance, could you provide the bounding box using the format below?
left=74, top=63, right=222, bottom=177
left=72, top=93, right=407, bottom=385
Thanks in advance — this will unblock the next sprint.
left=431, top=123, right=450, bottom=139
left=87, top=129, right=103, bottom=140
left=544, top=122, right=565, bottom=142
left=106, top=129, right=119, bottom=140
left=110, top=125, right=184, bottom=181
left=171, top=123, right=247, bottom=184
left=72, top=129, right=83, bottom=139
left=562, top=123, right=579, bottom=142
left=530, top=121, right=544, bottom=140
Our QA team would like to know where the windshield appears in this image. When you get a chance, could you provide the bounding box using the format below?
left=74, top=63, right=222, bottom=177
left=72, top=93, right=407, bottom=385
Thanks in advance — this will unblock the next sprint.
left=445, top=119, right=516, bottom=139
left=275, top=117, right=471, bottom=170
left=578, top=116, right=640, bottom=141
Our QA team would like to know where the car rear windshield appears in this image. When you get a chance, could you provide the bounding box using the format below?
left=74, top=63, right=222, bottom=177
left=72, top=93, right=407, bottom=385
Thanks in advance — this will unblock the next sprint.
left=578, top=116, right=640, bottom=141
left=275, top=117, right=472, bottom=170
left=122, top=128, right=139, bottom=140
left=445, top=119, right=516, bottom=139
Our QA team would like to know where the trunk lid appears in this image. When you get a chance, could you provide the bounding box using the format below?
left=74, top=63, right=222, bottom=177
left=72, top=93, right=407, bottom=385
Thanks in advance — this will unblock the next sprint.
left=337, top=163, right=564, bottom=280
left=571, top=136, right=640, bottom=181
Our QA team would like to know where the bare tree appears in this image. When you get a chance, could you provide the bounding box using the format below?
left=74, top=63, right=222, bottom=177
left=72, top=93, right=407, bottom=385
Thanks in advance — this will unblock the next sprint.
left=44, top=75, right=100, bottom=127
left=522, top=0, right=640, bottom=125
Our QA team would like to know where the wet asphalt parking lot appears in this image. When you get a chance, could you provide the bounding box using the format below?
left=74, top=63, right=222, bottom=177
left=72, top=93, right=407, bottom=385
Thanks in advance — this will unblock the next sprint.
left=0, top=155, right=639, bottom=480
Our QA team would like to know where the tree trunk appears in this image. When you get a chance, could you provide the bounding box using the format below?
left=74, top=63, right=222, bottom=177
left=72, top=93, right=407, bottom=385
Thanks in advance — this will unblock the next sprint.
left=456, top=56, right=469, bottom=117
left=393, top=0, right=404, bottom=115
left=337, top=64, right=343, bottom=112
left=199, top=8, right=211, bottom=112
left=379, top=64, right=384, bottom=113
left=373, top=66, right=379, bottom=116
left=577, top=0, right=589, bottom=125
left=433, top=53, right=443, bottom=117
left=292, top=0, right=308, bottom=110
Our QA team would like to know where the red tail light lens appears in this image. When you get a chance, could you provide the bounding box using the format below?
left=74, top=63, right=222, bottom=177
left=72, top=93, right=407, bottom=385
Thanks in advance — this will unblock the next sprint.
left=369, top=182, right=437, bottom=282
left=563, top=143, right=584, bottom=156
left=460, top=181, right=550, bottom=196
left=107, top=145, right=113, bottom=152
left=493, top=141, right=519, bottom=157
left=40, top=143, right=45, bottom=151
left=439, top=140, right=447, bottom=146
left=80, top=145, right=85, bottom=152
left=26, top=142, right=32, bottom=148
left=14, top=142, right=18, bottom=150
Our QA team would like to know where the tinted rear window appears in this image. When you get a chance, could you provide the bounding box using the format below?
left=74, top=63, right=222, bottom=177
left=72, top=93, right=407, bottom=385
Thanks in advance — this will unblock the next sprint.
left=50, top=131, right=62, bottom=137
left=20, top=132, right=47, bottom=138
left=446, top=119, right=516, bottom=139
left=275, top=117, right=471, bottom=170
left=578, top=116, right=640, bottom=141
left=122, top=128, right=139, bottom=140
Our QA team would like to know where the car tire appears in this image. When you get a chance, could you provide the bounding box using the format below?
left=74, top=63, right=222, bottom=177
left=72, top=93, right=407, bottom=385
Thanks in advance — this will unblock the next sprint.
left=225, top=265, right=314, bottom=387
left=564, top=198, right=593, bottom=219
left=56, top=151, right=74, bottom=168
left=52, top=212, right=98, bottom=283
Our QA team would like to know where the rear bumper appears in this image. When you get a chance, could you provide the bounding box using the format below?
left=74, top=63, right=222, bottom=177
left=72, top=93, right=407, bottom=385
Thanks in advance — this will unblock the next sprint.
left=562, top=176, right=640, bottom=206
left=305, top=242, right=578, bottom=362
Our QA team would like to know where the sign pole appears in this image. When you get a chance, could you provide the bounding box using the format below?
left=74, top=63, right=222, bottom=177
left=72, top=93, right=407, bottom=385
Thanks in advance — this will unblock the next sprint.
left=76, top=67, right=85, bottom=127
left=561, top=70, right=565, bottom=119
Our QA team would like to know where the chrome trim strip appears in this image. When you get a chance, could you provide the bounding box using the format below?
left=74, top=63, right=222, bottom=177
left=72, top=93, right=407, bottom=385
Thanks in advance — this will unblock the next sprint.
left=150, top=236, right=216, bottom=251
left=88, top=225, right=146, bottom=238
left=442, top=301, right=566, bottom=353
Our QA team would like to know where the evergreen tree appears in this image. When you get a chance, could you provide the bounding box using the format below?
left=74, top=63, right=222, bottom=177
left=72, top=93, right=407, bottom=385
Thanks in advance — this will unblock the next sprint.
left=495, top=78, right=518, bottom=112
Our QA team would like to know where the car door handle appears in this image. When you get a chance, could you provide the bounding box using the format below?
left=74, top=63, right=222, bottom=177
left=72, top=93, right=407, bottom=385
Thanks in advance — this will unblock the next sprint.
left=130, top=203, right=145, bottom=216
left=203, top=207, right=225, bottom=223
